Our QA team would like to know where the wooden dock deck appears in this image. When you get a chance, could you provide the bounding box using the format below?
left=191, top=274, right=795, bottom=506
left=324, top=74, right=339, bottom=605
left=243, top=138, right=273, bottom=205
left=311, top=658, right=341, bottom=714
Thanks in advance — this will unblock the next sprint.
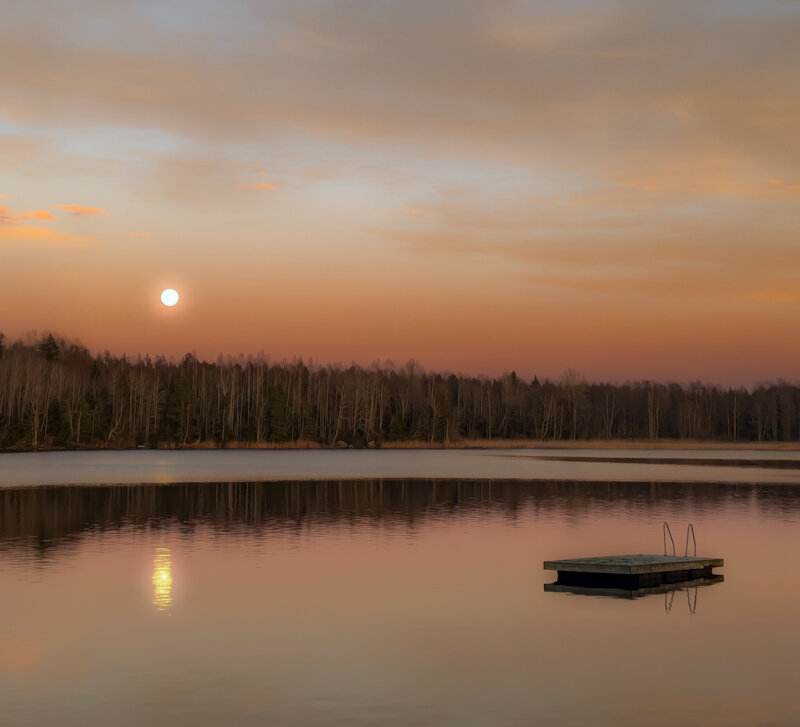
left=544, top=554, right=724, bottom=590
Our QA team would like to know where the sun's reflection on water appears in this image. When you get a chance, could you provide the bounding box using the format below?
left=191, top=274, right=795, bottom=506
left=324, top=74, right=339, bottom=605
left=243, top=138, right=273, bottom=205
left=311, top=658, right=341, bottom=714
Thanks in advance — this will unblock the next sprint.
left=152, top=547, right=173, bottom=612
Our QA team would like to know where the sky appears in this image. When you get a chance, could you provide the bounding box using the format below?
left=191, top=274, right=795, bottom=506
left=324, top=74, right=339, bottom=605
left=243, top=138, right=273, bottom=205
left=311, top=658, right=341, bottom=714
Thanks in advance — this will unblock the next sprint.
left=1, top=0, right=799, bottom=386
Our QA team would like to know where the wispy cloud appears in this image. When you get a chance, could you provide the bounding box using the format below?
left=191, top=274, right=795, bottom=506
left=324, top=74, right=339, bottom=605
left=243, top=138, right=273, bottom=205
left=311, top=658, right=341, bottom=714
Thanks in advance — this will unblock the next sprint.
left=1, top=205, right=57, bottom=224
left=402, top=207, right=424, bottom=216
left=57, top=205, right=106, bottom=217
left=0, top=203, right=91, bottom=244
left=748, top=286, right=800, bottom=304
left=130, top=232, right=150, bottom=238
left=237, top=182, right=277, bottom=190
left=0, top=226, right=92, bottom=246
left=19, top=210, right=56, bottom=221
left=768, top=179, right=800, bottom=190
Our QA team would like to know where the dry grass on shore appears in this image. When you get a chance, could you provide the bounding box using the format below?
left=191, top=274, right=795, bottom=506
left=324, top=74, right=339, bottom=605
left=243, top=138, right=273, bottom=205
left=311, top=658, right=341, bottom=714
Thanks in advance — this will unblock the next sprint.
left=380, top=439, right=800, bottom=450
left=156, top=439, right=325, bottom=450
left=168, top=438, right=800, bottom=451
left=8, top=438, right=800, bottom=453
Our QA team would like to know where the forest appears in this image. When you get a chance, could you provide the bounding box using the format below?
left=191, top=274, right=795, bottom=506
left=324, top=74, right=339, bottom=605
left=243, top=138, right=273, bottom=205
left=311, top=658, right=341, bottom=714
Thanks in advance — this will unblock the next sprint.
left=0, top=332, right=798, bottom=450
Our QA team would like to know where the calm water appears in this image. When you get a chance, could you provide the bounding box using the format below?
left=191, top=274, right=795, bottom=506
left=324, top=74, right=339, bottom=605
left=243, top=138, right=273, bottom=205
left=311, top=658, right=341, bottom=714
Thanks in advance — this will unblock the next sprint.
left=4, top=448, right=800, bottom=485
left=2, top=476, right=800, bottom=726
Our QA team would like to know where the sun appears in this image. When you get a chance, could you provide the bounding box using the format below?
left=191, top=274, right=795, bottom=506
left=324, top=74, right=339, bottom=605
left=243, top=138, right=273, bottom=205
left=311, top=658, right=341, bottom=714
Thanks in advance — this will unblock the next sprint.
left=161, top=288, right=179, bottom=307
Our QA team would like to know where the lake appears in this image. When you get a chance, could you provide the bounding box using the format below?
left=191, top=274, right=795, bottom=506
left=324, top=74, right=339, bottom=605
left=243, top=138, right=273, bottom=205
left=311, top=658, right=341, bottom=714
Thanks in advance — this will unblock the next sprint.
left=1, top=451, right=799, bottom=726
left=4, top=448, right=800, bottom=486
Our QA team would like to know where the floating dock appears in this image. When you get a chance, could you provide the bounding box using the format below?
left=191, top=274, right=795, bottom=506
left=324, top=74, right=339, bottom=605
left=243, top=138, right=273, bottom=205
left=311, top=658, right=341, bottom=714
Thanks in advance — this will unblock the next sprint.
left=544, top=554, right=724, bottom=591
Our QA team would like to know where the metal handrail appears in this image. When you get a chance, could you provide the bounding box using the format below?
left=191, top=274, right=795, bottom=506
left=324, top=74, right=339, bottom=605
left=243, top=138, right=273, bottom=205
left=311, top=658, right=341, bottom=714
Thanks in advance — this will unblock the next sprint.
left=663, top=521, right=675, bottom=556
left=685, top=523, right=697, bottom=557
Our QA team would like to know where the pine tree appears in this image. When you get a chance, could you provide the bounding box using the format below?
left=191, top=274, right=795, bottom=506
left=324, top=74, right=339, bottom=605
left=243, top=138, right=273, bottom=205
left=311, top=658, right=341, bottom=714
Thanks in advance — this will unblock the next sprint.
left=40, top=334, right=61, bottom=361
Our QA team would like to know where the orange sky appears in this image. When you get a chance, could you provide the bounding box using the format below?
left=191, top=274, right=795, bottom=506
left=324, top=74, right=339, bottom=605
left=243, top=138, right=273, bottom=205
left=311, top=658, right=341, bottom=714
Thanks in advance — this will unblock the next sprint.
left=1, top=1, right=799, bottom=385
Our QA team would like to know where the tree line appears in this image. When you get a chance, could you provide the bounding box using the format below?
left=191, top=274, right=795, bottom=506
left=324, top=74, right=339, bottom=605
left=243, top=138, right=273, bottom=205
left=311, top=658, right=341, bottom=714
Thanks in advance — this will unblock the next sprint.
left=0, top=332, right=798, bottom=450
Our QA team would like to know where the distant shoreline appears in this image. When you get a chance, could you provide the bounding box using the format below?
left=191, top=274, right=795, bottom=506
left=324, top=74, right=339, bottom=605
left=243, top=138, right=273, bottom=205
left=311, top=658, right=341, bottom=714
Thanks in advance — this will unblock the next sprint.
left=5, top=438, right=800, bottom=454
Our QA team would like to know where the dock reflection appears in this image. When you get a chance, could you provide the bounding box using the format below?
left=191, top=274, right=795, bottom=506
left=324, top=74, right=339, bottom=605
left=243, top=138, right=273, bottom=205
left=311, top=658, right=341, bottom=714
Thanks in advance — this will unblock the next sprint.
left=544, top=574, right=724, bottom=600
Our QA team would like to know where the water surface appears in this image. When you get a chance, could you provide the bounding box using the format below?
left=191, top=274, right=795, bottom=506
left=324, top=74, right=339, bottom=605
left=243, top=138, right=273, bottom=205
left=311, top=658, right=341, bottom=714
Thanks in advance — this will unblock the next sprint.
left=4, top=448, right=800, bottom=486
left=2, top=479, right=799, bottom=726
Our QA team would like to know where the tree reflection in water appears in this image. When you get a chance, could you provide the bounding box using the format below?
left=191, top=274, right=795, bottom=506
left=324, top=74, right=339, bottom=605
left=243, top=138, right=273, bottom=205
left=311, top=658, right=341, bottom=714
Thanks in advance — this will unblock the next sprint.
left=1, top=479, right=799, bottom=557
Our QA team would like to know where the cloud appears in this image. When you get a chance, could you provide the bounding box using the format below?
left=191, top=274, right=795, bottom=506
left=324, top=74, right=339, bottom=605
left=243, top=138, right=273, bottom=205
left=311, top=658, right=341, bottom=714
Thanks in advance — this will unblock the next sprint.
left=748, top=287, right=800, bottom=304
left=57, top=205, right=106, bottom=217
left=1, top=2, right=798, bottom=169
left=0, top=203, right=57, bottom=224
left=769, top=179, right=800, bottom=190
left=19, top=210, right=56, bottom=221
left=0, top=225, right=91, bottom=246
left=0, top=0, right=798, bottom=219
left=237, top=182, right=277, bottom=190
left=366, top=175, right=800, bottom=306
left=402, top=207, right=424, bottom=216
left=131, top=232, right=150, bottom=238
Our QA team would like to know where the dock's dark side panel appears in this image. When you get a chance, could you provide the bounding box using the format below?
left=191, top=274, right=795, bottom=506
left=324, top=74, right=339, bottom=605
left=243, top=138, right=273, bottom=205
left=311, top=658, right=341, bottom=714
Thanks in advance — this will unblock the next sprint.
left=556, top=566, right=715, bottom=589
